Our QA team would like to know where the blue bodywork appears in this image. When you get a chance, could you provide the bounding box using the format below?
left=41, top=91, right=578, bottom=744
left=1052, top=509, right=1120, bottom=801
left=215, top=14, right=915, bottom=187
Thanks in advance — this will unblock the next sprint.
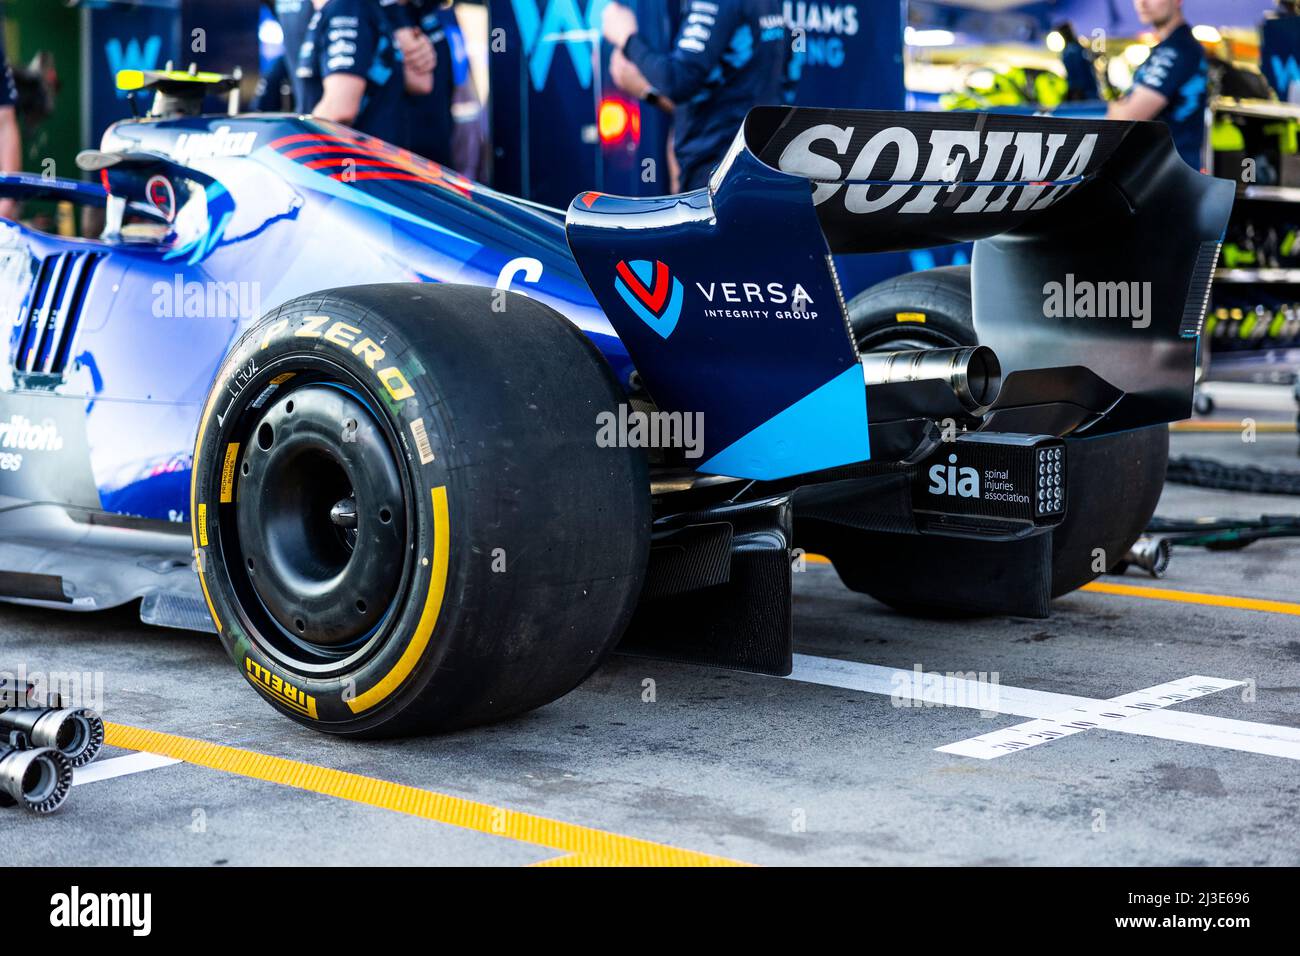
left=1, top=114, right=627, bottom=526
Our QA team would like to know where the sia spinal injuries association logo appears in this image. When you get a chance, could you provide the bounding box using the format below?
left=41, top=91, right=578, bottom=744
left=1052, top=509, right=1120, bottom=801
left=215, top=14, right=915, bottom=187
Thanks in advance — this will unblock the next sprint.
left=614, top=259, right=684, bottom=340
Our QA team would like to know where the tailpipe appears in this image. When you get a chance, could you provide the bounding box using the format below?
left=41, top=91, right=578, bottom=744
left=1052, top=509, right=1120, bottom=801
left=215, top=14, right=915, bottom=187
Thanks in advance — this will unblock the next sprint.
left=0, top=745, right=73, bottom=814
left=0, top=707, right=105, bottom=767
left=861, top=346, right=1002, bottom=415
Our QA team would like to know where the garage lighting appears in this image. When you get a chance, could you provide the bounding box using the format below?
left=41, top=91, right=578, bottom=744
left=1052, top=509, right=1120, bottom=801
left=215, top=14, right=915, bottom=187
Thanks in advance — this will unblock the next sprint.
left=1123, top=44, right=1150, bottom=66
left=1191, top=25, right=1222, bottom=43
left=905, top=28, right=956, bottom=47
left=1045, top=30, right=1066, bottom=54
left=258, top=18, right=284, bottom=47
left=1108, top=58, right=1133, bottom=89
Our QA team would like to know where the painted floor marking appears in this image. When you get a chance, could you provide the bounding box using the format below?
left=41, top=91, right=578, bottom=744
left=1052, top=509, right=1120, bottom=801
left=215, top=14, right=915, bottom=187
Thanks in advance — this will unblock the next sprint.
left=1170, top=421, right=1289, bottom=431
left=1168, top=420, right=1294, bottom=433
left=786, top=655, right=1300, bottom=761
left=806, top=553, right=1300, bottom=618
left=1081, top=581, right=1300, bottom=617
left=787, top=653, right=1094, bottom=719
left=936, top=676, right=1243, bottom=759
left=102, top=722, right=746, bottom=867
left=73, top=752, right=182, bottom=786
left=529, top=852, right=616, bottom=867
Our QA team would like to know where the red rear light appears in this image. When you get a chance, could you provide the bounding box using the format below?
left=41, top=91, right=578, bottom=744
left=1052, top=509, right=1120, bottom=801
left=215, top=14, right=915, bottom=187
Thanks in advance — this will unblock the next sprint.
left=598, top=97, right=640, bottom=147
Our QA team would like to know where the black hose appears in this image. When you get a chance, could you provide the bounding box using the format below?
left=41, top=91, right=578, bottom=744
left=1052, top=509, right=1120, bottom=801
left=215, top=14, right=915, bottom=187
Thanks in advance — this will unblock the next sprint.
left=1166, top=456, right=1300, bottom=495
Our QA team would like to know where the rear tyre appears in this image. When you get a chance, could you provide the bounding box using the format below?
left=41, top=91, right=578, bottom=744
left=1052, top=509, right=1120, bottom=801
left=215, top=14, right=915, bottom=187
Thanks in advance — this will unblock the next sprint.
left=828, top=267, right=1167, bottom=615
left=845, top=265, right=977, bottom=351
left=192, top=284, right=649, bottom=736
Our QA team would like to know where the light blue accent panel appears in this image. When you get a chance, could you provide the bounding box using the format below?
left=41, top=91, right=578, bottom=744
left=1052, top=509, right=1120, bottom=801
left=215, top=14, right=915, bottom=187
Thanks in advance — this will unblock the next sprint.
left=698, top=365, right=871, bottom=480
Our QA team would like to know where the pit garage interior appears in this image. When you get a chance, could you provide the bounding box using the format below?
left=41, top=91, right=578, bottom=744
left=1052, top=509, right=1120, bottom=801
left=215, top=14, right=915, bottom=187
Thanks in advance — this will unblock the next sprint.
left=2, top=0, right=1300, bottom=870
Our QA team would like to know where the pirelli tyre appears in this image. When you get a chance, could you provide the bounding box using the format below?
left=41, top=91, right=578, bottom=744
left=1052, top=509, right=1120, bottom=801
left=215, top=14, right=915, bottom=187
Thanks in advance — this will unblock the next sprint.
left=191, top=284, right=650, bottom=736
left=845, top=265, right=978, bottom=352
left=833, top=266, right=1168, bottom=615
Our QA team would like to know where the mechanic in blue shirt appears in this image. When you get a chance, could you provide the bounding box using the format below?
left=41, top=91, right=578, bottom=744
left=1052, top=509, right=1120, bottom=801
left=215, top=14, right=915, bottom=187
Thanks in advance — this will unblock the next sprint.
left=296, top=0, right=431, bottom=145
left=0, top=3, right=19, bottom=221
left=1106, top=0, right=1207, bottom=167
left=602, top=0, right=794, bottom=191
left=386, top=0, right=468, bottom=165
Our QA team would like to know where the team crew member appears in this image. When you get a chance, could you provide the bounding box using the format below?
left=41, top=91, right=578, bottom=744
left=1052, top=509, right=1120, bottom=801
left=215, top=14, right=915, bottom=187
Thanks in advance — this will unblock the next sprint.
left=389, top=0, right=468, bottom=165
left=0, top=3, right=21, bottom=221
left=296, top=0, right=426, bottom=145
left=254, top=52, right=291, bottom=111
left=263, top=0, right=312, bottom=108
left=602, top=0, right=794, bottom=191
left=1106, top=0, right=1207, bottom=167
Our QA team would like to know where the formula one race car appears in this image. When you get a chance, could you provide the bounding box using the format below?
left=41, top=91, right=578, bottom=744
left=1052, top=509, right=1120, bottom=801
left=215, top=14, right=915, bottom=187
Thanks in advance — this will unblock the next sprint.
left=0, top=71, right=1232, bottom=735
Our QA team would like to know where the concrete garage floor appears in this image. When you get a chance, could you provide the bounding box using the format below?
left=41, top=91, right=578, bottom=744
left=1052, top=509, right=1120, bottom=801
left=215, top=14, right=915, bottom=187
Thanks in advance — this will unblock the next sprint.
left=3, top=389, right=1299, bottom=866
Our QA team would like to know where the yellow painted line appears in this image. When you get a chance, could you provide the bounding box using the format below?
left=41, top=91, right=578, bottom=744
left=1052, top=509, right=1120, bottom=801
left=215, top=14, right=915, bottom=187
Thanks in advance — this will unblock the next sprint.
left=529, top=853, right=619, bottom=867
left=810, top=554, right=1299, bottom=617
left=1082, top=580, right=1300, bottom=617
left=1170, top=421, right=1294, bottom=433
left=349, top=486, right=450, bottom=714
left=103, top=722, right=746, bottom=867
left=806, top=554, right=1294, bottom=621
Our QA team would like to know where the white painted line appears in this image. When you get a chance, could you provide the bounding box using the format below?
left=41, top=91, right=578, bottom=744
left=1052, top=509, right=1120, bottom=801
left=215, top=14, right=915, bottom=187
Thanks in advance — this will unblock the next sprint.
left=786, top=654, right=1300, bottom=762
left=936, top=676, right=1243, bottom=759
left=1111, top=709, right=1300, bottom=761
left=786, top=654, right=1095, bottom=719
left=73, top=752, right=181, bottom=786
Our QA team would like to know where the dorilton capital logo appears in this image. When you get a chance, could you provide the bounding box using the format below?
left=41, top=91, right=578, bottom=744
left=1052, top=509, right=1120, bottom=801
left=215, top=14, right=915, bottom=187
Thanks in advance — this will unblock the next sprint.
left=0, top=414, right=62, bottom=452
left=614, top=259, right=684, bottom=340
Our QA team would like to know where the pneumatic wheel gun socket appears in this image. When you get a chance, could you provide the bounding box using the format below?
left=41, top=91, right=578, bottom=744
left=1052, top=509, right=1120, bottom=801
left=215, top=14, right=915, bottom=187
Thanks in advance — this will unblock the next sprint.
left=0, top=707, right=105, bottom=767
left=0, top=744, right=73, bottom=814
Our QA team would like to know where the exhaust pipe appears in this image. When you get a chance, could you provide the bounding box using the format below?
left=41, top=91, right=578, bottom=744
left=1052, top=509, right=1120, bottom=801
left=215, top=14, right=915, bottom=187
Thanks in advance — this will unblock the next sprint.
left=861, top=346, right=1002, bottom=414
left=0, top=744, right=73, bottom=814
left=0, top=707, right=105, bottom=767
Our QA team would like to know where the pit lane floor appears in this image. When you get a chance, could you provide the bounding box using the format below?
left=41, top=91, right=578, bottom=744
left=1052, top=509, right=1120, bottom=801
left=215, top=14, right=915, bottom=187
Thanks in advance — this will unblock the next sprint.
left=3, top=397, right=1299, bottom=866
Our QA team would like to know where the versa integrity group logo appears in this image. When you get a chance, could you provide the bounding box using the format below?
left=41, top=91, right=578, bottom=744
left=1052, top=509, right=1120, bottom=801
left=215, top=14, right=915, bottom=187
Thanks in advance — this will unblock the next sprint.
left=614, top=259, right=684, bottom=340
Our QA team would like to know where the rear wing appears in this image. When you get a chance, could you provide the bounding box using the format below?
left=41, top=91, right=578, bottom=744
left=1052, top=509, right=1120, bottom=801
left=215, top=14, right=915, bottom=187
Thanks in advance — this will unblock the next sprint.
left=565, top=107, right=1234, bottom=480
left=115, top=67, right=243, bottom=118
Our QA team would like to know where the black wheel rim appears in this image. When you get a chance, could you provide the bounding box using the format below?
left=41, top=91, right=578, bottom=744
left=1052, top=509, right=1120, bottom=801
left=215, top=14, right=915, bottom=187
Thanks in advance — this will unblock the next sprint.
left=213, top=359, right=416, bottom=673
